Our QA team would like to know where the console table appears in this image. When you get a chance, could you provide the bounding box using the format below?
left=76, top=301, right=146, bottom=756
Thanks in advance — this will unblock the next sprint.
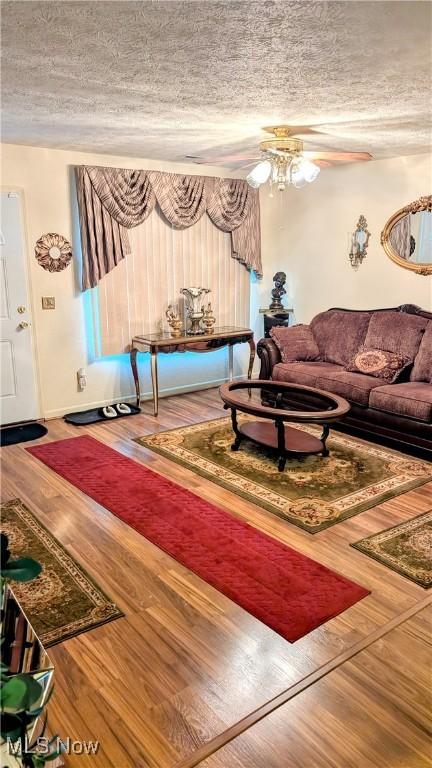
left=130, top=326, right=255, bottom=416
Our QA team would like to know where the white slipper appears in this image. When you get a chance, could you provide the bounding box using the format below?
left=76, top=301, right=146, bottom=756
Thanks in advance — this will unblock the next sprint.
left=100, top=406, right=117, bottom=419
left=116, top=403, right=132, bottom=415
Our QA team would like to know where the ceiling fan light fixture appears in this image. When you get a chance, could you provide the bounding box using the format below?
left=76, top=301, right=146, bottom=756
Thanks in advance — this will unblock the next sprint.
left=290, top=166, right=308, bottom=189
left=246, top=129, right=321, bottom=192
left=289, top=158, right=320, bottom=187
left=300, top=159, right=320, bottom=183
left=246, top=159, right=272, bottom=188
left=186, top=124, right=370, bottom=189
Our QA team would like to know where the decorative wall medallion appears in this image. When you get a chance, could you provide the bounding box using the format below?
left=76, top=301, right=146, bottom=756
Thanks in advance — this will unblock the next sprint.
left=35, top=233, right=72, bottom=272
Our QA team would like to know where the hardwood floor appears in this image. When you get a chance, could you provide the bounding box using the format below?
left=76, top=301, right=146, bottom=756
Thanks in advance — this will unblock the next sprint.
left=194, top=606, right=432, bottom=768
left=1, top=388, right=431, bottom=768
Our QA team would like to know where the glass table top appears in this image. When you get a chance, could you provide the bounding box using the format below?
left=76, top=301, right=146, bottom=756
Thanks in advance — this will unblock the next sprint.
left=220, top=380, right=350, bottom=417
left=133, top=326, right=252, bottom=344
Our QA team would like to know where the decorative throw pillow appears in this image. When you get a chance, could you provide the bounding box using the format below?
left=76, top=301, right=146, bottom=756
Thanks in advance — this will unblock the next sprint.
left=270, top=324, right=320, bottom=363
left=410, top=322, right=432, bottom=383
left=346, top=346, right=411, bottom=382
left=364, top=311, right=427, bottom=360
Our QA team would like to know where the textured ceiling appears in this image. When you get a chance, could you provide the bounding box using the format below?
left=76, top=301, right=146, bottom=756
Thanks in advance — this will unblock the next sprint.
left=1, top=1, right=431, bottom=166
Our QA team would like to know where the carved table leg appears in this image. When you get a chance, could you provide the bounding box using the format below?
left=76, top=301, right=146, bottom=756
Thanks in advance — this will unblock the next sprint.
left=247, top=337, right=256, bottom=379
left=150, top=349, right=159, bottom=417
left=130, top=347, right=140, bottom=407
left=230, top=407, right=242, bottom=451
left=228, top=344, right=234, bottom=381
left=276, top=417, right=286, bottom=472
left=247, top=337, right=256, bottom=396
left=320, top=424, right=330, bottom=456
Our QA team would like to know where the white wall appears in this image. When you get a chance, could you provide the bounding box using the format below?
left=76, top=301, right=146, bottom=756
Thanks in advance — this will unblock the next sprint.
left=259, top=153, right=432, bottom=324
left=1, top=143, right=252, bottom=419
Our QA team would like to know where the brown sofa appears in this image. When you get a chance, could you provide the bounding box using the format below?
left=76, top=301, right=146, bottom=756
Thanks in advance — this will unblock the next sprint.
left=257, top=304, right=432, bottom=458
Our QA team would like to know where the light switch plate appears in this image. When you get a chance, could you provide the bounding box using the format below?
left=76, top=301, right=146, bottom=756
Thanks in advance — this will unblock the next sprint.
left=42, top=296, right=55, bottom=310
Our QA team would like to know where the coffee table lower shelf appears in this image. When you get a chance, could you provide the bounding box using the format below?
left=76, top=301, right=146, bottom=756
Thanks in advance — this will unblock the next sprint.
left=220, top=380, right=349, bottom=473
left=232, top=420, right=329, bottom=472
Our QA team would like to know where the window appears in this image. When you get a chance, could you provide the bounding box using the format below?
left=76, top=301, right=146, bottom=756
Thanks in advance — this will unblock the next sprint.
left=95, top=209, right=250, bottom=356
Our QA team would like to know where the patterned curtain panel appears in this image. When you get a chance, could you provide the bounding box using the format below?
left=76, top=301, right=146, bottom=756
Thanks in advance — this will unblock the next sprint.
left=86, top=167, right=156, bottom=226
left=75, top=165, right=262, bottom=290
left=231, top=188, right=261, bottom=273
left=149, top=172, right=207, bottom=228
left=206, top=178, right=252, bottom=231
left=76, top=166, right=131, bottom=291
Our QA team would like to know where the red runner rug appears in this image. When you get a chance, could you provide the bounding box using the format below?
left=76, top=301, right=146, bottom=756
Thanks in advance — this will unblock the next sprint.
left=27, top=436, right=369, bottom=642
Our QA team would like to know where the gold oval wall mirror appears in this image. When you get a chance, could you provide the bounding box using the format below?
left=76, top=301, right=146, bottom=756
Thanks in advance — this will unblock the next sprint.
left=381, top=195, right=432, bottom=276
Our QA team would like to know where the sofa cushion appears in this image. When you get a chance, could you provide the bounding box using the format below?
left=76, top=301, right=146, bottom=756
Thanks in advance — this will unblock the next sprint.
left=411, top=321, right=432, bottom=382
left=315, top=370, right=385, bottom=406
left=370, top=382, right=432, bottom=423
left=272, top=362, right=343, bottom=388
left=310, top=309, right=371, bottom=366
left=364, top=310, right=427, bottom=360
left=270, top=324, right=320, bottom=363
left=346, top=346, right=410, bottom=383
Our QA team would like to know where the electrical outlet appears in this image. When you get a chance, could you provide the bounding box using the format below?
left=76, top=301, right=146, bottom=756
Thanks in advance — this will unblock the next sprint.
left=77, top=368, right=87, bottom=390
left=42, top=296, right=55, bottom=310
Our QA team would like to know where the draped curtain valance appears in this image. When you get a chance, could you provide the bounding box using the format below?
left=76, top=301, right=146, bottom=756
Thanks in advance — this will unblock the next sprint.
left=75, top=165, right=261, bottom=290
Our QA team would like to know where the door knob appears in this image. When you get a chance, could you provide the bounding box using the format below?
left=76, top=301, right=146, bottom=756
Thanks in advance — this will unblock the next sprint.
left=18, top=321, right=30, bottom=329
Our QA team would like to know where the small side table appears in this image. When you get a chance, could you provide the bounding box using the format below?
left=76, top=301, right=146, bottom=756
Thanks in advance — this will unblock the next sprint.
left=259, top=308, right=293, bottom=338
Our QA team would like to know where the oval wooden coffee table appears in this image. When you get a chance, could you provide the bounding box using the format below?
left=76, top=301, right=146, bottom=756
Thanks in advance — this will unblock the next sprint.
left=219, top=380, right=350, bottom=472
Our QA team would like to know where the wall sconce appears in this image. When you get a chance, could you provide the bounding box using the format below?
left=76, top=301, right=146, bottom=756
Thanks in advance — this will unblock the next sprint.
left=349, top=215, right=370, bottom=270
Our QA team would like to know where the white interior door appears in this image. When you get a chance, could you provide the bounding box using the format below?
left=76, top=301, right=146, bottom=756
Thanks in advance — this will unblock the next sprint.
left=0, top=192, right=38, bottom=425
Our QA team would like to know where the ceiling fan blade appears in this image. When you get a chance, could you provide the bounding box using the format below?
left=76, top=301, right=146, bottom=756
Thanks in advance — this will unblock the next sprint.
left=308, top=158, right=333, bottom=169
left=303, top=151, right=372, bottom=167
left=185, top=152, right=261, bottom=169
left=237, top=159, right=262, bottom=171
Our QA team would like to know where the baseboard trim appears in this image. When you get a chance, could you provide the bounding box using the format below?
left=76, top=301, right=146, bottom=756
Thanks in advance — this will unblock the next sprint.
left=42, top=376, right=243, bottom=420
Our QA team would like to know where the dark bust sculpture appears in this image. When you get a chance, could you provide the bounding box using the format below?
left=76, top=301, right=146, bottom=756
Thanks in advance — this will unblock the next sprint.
left=269, top=271, right=287, bottom=310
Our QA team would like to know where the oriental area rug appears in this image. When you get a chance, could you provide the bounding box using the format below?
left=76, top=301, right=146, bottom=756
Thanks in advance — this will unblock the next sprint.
left=1, top=498, right=123, bottom=646
left=136, top=416, right=431, bottom=533
left=352, top=511, right=432, bottom=588
left=27, top=435, right=369, bottom=643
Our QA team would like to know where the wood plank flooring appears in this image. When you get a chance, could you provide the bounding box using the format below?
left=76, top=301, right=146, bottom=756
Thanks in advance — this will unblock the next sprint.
left=195, top=607, right=432, bottom=768
left=1, top=388, right=431, bottom=768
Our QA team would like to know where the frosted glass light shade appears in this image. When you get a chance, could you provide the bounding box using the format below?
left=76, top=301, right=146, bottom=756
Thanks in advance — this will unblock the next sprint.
left=291, top=174, right=307, bottom=189
left=300, top=160, right=320, bottom=183
left=290, top=165, right=307, bottom=188
left=246, top=160, right=272, bottom=188
left=291, top=158, right=320, bottom=188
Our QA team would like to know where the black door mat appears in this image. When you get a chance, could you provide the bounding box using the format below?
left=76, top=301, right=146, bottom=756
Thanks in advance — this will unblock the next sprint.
left=1, top=422, right=48, bottom=447
left=64, top=404, right=141, bottom=426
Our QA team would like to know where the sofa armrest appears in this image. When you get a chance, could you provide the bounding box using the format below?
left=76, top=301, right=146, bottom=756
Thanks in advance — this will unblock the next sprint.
left=257, top=338, right=281, bottom=379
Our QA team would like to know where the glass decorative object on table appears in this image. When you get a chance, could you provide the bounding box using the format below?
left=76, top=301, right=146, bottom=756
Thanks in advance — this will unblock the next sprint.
left=180, top=287, right=211, bottom=335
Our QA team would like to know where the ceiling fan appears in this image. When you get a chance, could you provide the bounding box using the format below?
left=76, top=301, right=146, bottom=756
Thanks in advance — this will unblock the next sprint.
left=187, top=125, right=372, bottom=192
